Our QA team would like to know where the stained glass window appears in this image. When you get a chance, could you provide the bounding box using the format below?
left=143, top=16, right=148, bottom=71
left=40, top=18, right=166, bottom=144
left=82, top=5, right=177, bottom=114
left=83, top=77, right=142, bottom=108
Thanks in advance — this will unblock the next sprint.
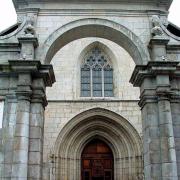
left=81, top=47, right=113, bottom=97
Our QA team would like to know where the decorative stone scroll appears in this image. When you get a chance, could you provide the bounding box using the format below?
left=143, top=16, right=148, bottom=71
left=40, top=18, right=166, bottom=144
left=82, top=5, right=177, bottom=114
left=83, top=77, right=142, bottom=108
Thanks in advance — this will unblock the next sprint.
left=24, top=14, right=36, bottom=36
left=151, top=15, right=164, bottom=36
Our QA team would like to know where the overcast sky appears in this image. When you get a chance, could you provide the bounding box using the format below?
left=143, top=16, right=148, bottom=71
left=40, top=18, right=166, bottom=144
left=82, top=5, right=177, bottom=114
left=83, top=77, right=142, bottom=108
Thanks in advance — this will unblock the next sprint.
left=0, top=0, right=180, bottom=32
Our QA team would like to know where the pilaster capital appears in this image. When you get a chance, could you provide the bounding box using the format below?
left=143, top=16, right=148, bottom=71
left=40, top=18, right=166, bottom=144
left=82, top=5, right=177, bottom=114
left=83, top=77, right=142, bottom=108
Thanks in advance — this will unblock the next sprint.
left=130, top=61, right=179, bottom=87
left=149, top=36, right=170, bottom=46
left=8, top=60, right=55, bottom=87
left=0, top=60, right=55, bottom=105
left=18, top=36, right=38, bottom=48
left=130, top=61, right=180, bottom=108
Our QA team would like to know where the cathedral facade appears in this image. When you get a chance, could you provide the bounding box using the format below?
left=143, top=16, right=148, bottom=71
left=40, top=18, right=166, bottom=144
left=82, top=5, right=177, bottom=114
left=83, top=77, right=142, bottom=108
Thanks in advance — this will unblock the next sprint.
left=0, top=0, right=180, bottom=179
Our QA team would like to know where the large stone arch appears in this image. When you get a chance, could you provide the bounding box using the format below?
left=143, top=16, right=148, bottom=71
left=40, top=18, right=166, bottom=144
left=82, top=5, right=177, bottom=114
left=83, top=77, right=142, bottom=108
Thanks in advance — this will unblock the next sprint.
left=52, top=108, right=143, bottom=180
left=42, top=18, right=150, bottom=65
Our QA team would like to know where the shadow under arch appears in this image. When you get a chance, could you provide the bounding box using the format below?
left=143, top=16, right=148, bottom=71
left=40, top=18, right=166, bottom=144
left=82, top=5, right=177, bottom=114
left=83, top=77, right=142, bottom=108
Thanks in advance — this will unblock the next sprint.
left=53, top=108, right=143, bottom=179
left=42, top=18, right=150, bottom=65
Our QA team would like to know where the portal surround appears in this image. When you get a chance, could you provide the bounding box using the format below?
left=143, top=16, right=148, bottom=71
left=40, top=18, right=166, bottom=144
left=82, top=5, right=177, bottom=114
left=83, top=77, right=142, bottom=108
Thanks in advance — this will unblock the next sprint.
left=53, top=108, right=143, bottom=179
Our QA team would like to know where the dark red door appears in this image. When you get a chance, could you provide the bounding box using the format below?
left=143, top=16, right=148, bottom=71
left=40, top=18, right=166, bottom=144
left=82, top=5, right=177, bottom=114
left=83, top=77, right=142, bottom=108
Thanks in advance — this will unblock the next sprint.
left=81, top=139, right=113, bottom=180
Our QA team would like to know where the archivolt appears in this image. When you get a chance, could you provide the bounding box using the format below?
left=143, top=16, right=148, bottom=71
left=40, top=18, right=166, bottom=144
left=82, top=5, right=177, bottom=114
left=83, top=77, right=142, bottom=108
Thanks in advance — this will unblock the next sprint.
left=53, top=108, right=143, bottom=179
left=42, top=18, right=150, bottom=65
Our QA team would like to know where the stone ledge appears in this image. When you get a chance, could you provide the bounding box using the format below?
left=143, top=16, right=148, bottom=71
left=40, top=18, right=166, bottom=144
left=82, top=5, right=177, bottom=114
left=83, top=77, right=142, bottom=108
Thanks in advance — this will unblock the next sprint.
left=130, top=61, right=180, bottom=87
left=0, top=60, right=55, bottom=87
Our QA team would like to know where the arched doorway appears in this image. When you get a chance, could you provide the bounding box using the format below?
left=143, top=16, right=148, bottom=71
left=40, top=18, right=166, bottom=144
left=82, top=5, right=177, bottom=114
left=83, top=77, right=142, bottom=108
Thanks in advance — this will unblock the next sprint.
left=53, top=108, right=143, bottom=179
left=81, top=139, right=114, bottom=180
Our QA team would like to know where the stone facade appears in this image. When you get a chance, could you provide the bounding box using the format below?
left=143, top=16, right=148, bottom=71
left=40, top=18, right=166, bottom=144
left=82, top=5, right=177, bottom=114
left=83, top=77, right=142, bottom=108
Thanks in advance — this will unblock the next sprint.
left=0, top=0, right=180, bottom=179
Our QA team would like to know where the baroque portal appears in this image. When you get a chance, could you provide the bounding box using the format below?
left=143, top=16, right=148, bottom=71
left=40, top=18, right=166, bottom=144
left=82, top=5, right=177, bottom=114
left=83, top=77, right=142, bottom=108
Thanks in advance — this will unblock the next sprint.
left=0, top=0, right=180, bottom=180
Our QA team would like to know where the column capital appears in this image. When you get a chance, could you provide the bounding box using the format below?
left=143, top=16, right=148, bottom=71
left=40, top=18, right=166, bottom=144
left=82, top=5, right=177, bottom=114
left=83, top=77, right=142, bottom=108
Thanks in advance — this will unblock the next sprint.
left=8, top=60, right=55, bottom=87
left=130, top=61, right=179, bottom=87
left=149, top=36, right=170, bottom=46
left=130, top=61, right=180, bottom=108
left=0, top=60, right=55, bottom=106
left=18, top=35, right=39, bottom=48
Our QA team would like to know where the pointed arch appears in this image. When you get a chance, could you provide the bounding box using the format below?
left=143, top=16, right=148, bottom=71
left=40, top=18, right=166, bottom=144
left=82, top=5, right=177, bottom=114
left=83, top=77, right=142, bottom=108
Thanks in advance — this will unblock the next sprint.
left=78, top=41, right=118, bottom=68
left=79, top=42, right=114, bottom=97
left=52, top=108, right=143, bottom=179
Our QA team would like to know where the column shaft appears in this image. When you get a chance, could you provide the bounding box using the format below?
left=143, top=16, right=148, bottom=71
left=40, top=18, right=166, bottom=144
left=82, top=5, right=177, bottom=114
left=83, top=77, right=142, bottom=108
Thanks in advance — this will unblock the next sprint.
left=28, top=78, right=46, bottom=179
left=28, top=102, right=44, bottom=179
left=12, top=73, right=31, bottom=179
left=158, top=99, right=178, bottom=179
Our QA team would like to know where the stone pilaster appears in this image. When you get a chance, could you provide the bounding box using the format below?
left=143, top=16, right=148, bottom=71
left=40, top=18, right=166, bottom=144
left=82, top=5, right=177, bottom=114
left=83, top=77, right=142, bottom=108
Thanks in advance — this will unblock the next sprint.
left=171, top=73, right=180, bottom=178
left=28, top=78, right=47, bottom=179
left=130, top=61, right=180, bottom=179
left=18, top=17, right=38, bottom=60
left=150, top=37, right=169, bottom=61
left=18, top=36, right=38, bottom=60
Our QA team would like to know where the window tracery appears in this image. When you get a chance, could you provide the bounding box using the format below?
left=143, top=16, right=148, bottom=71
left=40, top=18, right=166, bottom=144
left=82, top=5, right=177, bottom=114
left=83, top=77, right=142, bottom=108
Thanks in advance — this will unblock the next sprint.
left=81, top=47, right=113, bottom=97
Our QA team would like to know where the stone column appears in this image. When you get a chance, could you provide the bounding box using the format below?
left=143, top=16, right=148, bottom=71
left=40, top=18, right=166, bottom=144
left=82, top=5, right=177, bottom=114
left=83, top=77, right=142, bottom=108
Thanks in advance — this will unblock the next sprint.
left=1, top=95, right=17, bottom=179
left=130, top=15, right=180, bottom=178
left=171, top=75, right=180, bottom=178
left=130, top=61, right=179, bottom=179
left=0, top=60, right=55, bottom=179
left=28, top=78, right=46, bottom=179
left=11, top=73, right=32, bottom=179
left=156, top=74, right=177, bottom=178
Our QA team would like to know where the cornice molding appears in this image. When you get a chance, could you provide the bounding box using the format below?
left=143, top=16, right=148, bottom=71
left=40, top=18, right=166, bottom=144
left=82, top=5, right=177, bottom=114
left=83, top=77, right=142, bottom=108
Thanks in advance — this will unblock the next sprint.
left=13, top=0, right=172, bottom=10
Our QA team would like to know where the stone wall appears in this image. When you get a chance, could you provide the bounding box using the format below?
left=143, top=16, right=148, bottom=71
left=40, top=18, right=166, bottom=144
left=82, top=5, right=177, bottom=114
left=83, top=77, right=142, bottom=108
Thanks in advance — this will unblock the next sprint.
left=1, top=1, right=180, bottom=179
left=35, top=11, right=152, bottom=62
left=43, top=101, right=142, bottom=179
left=46, top=38, right=139, bottom=100
left=41, top=30, right=144, bottom=178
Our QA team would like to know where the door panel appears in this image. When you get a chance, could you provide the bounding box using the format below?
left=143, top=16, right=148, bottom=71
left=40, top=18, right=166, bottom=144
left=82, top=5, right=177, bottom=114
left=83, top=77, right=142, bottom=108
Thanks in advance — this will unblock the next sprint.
left=83, top=170, right=91, bottom=180
left=82, top=139, right=113, bottom=180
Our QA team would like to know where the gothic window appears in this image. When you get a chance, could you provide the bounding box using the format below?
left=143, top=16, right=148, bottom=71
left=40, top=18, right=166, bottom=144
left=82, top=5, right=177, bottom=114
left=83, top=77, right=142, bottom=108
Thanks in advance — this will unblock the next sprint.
left=81, top=47, right=113, bottom=97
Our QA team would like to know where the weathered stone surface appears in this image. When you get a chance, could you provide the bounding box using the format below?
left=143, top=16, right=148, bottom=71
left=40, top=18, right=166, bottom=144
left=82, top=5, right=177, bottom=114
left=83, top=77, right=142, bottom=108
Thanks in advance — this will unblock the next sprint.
left=0, top=0, right=180, bottom=179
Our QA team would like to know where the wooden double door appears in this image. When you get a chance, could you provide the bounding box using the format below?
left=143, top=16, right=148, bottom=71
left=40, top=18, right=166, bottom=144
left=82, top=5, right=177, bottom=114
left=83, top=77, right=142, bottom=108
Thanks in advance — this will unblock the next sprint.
left=81, top=139, right=114, bottom=180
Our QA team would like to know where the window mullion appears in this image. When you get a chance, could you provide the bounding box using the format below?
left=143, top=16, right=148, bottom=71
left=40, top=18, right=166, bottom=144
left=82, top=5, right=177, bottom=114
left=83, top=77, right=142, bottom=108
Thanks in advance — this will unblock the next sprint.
left=102, top=68, right=104, bottom=97
left=90, top=68, right=93, bottom=97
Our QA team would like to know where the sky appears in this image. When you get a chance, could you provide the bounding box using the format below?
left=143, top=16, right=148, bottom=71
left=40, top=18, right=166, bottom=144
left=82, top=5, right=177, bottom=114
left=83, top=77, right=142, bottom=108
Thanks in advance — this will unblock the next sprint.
left=0, top=0, right=180, bottom=32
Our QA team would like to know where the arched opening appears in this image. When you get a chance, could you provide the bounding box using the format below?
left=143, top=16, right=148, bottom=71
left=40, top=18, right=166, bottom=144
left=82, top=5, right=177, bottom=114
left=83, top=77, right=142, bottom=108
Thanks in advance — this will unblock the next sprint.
left=81, top=139, right=114, bottom=180
left=52, top=108, right=143, bottom=180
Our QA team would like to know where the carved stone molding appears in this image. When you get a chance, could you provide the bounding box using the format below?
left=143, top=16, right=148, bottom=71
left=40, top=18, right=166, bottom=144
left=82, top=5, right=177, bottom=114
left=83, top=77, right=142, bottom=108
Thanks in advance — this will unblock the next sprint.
left=130, top=61, right=180, bottom=108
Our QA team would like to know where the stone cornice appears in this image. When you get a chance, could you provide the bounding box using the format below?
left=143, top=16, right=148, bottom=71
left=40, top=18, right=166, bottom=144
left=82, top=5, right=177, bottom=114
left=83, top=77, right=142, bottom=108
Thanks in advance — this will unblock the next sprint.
left=0, top=60, right=55, bottom=87
left=0, top=60, right=55, bottom=107
left=13, top=0, right=172, bottom=10
left=28, top=9, right=168, bottom=16
left=130, top=61, right=180, bottom=87
left=130, top=61, right=180, bottom=108
left=18, top=36, right=39, bottom=48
